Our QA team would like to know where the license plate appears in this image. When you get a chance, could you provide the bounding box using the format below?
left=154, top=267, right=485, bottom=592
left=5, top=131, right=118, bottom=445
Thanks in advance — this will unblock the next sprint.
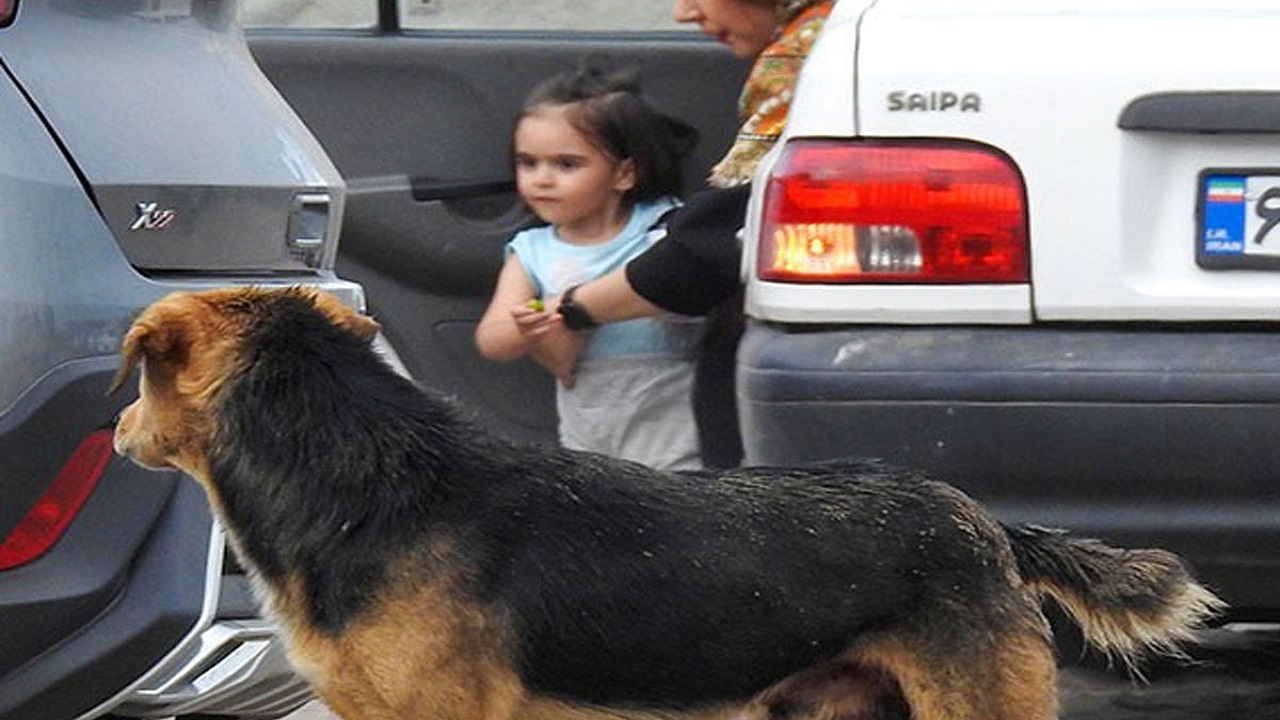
left=1197, top=170, right=1280, bottom=269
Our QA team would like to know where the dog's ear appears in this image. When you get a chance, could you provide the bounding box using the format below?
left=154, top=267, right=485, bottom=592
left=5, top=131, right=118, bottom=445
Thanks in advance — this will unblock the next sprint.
left=303, top=289, right=381, bottom=341
left=109, top=313, right=189, bottom=395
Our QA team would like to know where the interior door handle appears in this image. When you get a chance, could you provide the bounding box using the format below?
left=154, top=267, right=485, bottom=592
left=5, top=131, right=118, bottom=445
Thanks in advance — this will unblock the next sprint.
left=411, top=177, right=516, bottom=202
left=1119, top=91, right=1280, bottom=133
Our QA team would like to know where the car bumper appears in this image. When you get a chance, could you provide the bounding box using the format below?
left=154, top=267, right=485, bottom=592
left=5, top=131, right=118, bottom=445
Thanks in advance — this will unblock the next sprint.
left=101, top=532, right=312, bottom=719
left=738, top=321, right=1280, bottom=614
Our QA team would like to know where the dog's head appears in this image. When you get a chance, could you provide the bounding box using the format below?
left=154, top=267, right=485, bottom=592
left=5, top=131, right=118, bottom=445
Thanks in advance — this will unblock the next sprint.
left=111, top=287, right=379, bottom=475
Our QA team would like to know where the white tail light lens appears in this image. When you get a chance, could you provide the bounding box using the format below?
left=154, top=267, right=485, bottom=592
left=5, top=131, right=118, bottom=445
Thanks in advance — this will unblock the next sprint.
left=759, top=140, right=1028, bottom=284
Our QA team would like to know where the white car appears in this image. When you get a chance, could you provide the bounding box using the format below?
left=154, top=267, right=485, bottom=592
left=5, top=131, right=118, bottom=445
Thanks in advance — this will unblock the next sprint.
left=740, top=0, right=1280, bottom=614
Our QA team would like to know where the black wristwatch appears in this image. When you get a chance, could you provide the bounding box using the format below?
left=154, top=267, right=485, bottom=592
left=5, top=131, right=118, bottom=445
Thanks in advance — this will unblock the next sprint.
left=558, top=284, right=599, bottom=331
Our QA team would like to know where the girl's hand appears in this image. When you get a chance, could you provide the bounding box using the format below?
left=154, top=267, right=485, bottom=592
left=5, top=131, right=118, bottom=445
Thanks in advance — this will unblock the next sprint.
left=475, top=257, right=546, bottom=362
left=509, top=301, right=561, bottom=339
left=509, top=298, right=583, bottom=389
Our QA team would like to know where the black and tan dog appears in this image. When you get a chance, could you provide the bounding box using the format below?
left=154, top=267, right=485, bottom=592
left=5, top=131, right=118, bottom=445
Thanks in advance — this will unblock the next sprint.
left=111, top=287, right=1223, bottom=720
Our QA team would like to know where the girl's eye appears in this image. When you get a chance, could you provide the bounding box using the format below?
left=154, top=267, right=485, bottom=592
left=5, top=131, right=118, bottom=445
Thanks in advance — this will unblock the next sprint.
left=555, top=157, right=584, bottom=171
left=514, top=155, right=537, bottom=170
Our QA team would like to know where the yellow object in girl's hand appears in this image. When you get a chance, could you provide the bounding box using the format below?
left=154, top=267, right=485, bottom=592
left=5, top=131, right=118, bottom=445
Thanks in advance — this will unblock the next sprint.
left=526, top=298, right=545, bottom=311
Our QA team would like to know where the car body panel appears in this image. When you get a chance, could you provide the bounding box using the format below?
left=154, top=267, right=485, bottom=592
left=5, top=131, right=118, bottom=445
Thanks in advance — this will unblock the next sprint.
left=0, top=0, right=344, bottom=272
left=0, top=67, right=151, bottom=415
left=0, top=472, right=207, bottom=720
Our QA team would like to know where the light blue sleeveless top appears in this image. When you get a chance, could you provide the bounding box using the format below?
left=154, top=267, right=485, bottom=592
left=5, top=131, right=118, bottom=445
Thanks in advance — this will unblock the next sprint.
left=507, top=197, right=702, bottom=359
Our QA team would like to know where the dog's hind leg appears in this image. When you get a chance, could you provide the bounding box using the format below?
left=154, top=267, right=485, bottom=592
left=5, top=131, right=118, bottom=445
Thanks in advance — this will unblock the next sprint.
left=846, top=622, right=1059, bottom=720
left=746, top=658, right=912, bottom=720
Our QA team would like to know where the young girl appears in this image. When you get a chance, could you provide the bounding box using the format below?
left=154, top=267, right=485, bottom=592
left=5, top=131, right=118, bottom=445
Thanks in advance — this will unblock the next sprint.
left=544, top=0, right=836, bottom=469
left=475, top=67, right=704, bottom=470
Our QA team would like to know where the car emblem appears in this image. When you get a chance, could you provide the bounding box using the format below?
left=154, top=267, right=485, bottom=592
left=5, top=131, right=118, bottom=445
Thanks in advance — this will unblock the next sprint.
left=130, top=202, right=176, bottom=231
left=887, top=91, right=982, bottom=113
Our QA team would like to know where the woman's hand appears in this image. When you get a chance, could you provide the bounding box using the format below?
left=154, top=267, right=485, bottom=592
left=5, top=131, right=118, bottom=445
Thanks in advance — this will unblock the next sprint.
left=532, top=321, right=586, bottom=389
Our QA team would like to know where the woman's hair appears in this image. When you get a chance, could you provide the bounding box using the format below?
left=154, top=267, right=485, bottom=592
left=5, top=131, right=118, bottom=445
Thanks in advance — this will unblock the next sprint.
left=518, top=63, right=698, bottom=206
left=743, top=0, right=823, bottom=18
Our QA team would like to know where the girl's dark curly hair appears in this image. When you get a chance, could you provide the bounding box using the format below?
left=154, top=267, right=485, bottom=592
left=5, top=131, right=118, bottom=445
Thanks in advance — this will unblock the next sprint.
left=518, top=62, right=699, bottom=206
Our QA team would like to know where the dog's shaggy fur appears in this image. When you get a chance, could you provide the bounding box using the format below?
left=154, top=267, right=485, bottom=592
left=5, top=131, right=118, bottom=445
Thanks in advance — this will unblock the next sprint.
left=112, top=287, right=1224, bottom=720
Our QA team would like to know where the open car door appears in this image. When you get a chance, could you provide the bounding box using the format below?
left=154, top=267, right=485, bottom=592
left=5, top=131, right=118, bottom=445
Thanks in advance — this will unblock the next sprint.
left=245, top=0, right=748, bottom=445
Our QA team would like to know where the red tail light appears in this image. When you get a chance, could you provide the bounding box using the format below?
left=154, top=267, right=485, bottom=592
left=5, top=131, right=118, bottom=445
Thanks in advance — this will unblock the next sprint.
left=759, top=140, right=1028, bottom=284
left=0, top=430, right=114, bottom=571
left=0, top=0, right=16, bottom=27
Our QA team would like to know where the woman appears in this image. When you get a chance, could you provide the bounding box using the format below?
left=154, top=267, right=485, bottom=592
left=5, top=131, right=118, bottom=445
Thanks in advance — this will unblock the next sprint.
left=550, top=0, right=835, bottom=467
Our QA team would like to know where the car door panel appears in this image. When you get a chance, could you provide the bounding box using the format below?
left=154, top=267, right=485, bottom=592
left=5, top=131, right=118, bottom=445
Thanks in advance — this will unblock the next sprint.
left=249, top=33, right=747, bottom=443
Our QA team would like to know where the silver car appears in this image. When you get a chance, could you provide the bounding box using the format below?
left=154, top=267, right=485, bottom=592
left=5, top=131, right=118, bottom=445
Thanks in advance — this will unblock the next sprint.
left=0, top=1, right=359, bottom=718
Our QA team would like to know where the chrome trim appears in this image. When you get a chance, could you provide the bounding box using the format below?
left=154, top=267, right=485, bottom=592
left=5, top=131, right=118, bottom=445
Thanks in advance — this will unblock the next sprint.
left=75, top=523, right=313, bottom=719
left=73, top=523, right=225, bottom=720
left=112, top=618, right=312, bottom=718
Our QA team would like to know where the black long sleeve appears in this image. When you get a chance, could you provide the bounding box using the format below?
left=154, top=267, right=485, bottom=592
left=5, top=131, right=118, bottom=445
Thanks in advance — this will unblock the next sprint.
left=625, top=185, right=751, bottom=316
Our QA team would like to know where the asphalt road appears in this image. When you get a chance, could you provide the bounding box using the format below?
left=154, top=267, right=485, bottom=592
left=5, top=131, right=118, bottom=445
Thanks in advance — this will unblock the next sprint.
left=1058, top=626, right=1280, bottom=720
left=281, top=626, right=1280, bottom=720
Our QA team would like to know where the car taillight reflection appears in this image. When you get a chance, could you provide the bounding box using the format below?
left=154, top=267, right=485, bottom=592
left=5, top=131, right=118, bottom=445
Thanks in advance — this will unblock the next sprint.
left=759, top=140, right=1028, bottom=284
left=0, top=430, right=113, bottom=571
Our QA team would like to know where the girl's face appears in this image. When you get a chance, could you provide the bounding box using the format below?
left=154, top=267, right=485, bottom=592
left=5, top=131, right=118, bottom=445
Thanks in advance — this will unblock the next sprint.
left=673, top=0, right=777, bottom=59
left=514, top=105, right=636, bottom=242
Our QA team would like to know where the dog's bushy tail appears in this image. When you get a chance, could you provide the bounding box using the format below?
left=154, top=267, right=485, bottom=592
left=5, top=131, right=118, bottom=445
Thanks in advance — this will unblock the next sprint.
left=1004, top=524, right=1225, bottom=669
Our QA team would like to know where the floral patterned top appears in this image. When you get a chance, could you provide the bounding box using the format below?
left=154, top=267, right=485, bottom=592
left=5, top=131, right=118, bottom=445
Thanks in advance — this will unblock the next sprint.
left=708, top=0, right=835, bottom=187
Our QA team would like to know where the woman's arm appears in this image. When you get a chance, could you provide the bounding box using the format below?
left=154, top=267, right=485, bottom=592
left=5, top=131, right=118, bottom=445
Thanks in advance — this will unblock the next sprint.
left=557, top=266, right=663, bottom=325
left=555, top=185, right=751, bottom=324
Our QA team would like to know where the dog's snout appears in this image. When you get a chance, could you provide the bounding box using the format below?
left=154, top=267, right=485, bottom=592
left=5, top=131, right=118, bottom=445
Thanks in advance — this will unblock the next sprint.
left=111, top=402, right=141, bottom=459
